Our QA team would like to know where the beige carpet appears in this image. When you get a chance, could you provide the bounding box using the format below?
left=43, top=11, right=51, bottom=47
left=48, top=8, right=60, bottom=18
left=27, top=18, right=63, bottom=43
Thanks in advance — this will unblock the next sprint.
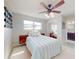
left=10, top=45, right=75, bottom=59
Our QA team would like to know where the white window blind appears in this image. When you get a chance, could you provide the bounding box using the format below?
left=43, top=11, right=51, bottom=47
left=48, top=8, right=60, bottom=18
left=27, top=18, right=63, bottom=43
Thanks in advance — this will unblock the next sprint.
left=34, top=22, right=42, bottom=30
left=24, top=20, right=42, bottom=30
left=24, top=20, right=33, bottom=29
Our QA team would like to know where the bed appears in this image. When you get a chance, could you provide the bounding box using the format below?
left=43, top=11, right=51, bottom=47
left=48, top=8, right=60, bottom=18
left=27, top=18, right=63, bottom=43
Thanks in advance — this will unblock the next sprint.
left=26, top=31, right=62, bottom=59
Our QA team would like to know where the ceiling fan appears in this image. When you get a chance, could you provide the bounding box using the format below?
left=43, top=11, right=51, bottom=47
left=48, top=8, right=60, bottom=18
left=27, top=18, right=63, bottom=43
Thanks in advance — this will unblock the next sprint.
left=40, top=0, right=65, bottom=15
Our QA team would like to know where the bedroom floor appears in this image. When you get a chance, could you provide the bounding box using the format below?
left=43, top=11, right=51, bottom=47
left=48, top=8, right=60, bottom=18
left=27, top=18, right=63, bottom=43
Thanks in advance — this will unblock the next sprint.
left=10, top=44, right=75, bottom=59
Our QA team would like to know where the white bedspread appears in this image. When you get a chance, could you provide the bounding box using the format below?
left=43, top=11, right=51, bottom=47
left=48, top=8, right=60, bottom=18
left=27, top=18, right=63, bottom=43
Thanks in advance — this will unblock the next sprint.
left=26, top=35, right=61, bottom=59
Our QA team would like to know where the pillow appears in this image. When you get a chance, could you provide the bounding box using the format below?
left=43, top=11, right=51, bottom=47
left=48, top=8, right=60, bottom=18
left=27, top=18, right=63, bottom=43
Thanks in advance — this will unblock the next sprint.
left=29, top=30, right=40, bottom=37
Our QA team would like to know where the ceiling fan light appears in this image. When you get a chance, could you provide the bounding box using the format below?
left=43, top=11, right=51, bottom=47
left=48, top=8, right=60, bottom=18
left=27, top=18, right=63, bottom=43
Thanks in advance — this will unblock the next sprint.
left=50, top=12, right=54, bottom=17
left=44, top=13, right=50, bottom=18
left=44, top=12, right=54, bottom=18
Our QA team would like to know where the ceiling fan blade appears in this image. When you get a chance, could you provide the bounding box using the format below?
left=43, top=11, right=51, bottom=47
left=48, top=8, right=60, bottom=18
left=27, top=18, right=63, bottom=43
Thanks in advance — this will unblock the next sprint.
left=52, top=0, right=65, bottom=9
left=40, top=2, right=48, bottom=9
left=39, top=11, right=48, bottom=13
left=52, top=10, right=61, bottom=13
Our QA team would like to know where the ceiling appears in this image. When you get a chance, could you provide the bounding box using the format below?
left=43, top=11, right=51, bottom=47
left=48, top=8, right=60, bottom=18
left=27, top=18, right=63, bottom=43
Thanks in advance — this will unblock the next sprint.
left=5, top=0, right=75, bottom=19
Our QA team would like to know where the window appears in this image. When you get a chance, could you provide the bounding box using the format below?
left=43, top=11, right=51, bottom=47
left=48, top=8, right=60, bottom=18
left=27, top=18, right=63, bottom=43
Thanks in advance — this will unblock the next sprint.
left=24, top=20, right=33, bottom=30
left=51, top=24, right=57, bottom=34
left=24, top=20, right=42, bottom=30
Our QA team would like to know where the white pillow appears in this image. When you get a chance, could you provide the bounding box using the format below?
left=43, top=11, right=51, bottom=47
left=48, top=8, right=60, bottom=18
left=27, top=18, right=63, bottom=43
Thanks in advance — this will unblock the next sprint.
left=29, top=30, right=40, bottom=37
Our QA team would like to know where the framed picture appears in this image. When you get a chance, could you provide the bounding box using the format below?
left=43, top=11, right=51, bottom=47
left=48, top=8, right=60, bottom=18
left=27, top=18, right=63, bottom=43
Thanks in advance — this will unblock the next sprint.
left=4, top=6, right=13, bottom=28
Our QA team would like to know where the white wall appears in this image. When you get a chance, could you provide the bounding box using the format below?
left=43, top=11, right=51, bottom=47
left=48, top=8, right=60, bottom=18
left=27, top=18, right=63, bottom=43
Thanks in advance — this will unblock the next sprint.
left=65, top=15, right=75, bottom=33
left=4, top=28, right=13, bottom=59
left=62, top=15, right=75, bottom=41
left=12, top=13, right=47, bottom=46
left=47, top=15, right=62, bottom=40
left=4, top=1, right=13, bottom=59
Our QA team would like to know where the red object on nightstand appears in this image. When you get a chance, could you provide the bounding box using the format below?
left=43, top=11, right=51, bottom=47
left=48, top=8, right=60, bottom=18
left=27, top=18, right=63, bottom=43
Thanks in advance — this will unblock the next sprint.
left=19, top=35, right=28, bottom=44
